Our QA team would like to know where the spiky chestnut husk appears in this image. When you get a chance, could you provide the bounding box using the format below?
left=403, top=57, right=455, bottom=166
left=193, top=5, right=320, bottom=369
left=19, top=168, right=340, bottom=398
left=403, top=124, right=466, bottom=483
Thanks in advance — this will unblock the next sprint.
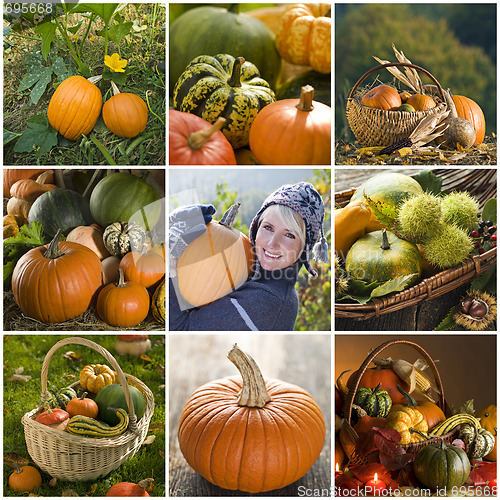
left=397, top=193, right=442, bottom=239
left=422, top=223, right=474, bottom=268
left=335, top=254, right=349, bottom=298
left=441, top=191, right=480, bottom=230
left=454, top=291, right=497, bottom=331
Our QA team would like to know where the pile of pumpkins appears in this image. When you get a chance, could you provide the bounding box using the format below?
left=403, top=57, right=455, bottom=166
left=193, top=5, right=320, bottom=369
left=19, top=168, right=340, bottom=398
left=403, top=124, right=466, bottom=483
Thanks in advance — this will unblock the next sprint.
left=47, top=75, right=148, bottom=141
left=34, top=363, right=146, bottom=438
left=3, top=169, right=165, bottom=327
left=335, top=363, right=497, bottom=493
left=169, top=3, right=332, bottom=165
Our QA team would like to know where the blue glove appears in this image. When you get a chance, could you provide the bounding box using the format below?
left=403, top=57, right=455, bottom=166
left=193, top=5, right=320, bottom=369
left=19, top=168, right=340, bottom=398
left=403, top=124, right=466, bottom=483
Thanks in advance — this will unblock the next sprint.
left=169, top=204, right=216, bottom=277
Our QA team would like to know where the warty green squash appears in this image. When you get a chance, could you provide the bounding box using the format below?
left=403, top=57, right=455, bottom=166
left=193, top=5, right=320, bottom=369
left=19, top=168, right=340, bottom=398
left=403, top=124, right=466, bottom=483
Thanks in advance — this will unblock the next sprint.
left=353, top=383, right=392, bottom=418
left=173, top=53, right=275, bottom=148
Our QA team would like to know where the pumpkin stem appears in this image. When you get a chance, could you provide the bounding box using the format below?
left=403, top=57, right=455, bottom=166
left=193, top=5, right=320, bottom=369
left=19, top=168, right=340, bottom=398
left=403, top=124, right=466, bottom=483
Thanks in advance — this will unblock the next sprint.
left=43, top=229, right=65, bottom=259
left=352, top=404, right=368, bottom=419
left=219, top=203, right=241, bottom=228
left=227, top=57, right=245, bottom=88
left=187, top=117, right=227, bottom=150
left=397, top=384, right=418, bottom=407
left=380, top=229, right=391, bottom=250
left=116, top=268, right=127, bottom=288
left=227, top=344, right=271, bottom=408
left=296, top=85, right=315, bottom=112
left=110, top=80, right=121, bottom=96
left=34, top=170, right=54, bottom=186
left=87, top=75, right=103, bottom=85
left=79, top=392, right=88, bottom=400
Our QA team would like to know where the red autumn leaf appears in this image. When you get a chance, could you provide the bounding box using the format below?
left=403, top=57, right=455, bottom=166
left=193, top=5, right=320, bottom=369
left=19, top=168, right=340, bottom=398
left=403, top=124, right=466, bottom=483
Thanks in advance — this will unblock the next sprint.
left=452, top=438, right=466, bottom=450
left=380, top=447, right=414, bottom=471
left=355, top=426, right=401, bottom=457
left=335, top=474, right=363, bottom=497
left=470, top=460, right=497, bottom=486
left=350, top=463, right=394, bottom=486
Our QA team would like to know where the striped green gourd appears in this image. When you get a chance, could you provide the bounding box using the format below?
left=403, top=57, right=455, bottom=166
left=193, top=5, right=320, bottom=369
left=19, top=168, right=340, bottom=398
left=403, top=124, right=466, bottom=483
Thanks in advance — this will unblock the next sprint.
left=173, top=53, right=275, bottom=149
left=67, top=407, right=129, bottom=438
left=353, top=383, right=392, bottom=417
left=43, top=387, right=78, bottom=411
left=429, top=413, right=481, bottom=436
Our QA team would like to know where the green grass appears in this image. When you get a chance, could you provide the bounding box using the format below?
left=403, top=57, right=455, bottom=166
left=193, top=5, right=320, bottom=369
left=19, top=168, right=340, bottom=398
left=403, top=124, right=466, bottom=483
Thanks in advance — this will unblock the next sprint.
left=3, top=334, right=165, bottom=496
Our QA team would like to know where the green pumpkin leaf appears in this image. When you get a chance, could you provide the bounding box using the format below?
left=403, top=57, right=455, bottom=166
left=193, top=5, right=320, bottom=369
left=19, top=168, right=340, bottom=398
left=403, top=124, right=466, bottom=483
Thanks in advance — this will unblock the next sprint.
left=3, top=129, right=20, bottom=145
left=73, top=3, right=119, bottom=26
left=414, top=170, right=443, bottom=195
left=13, top=114, right=58, bottom=155
left=482, top=199, right=497, bottom=225
left=36, top=18, right=56, bottom=61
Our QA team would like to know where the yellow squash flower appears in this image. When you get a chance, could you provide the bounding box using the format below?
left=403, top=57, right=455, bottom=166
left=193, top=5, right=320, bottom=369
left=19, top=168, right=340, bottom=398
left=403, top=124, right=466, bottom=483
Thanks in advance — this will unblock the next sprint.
left=104, top=53, right=127, bottom=73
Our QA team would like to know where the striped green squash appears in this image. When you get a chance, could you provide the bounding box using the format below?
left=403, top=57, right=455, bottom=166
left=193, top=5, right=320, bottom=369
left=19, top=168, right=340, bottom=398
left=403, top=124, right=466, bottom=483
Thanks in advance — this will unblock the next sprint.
left=353, top=383, right=392, bottom=417
left=173, top=53, right=275, bottom=148
left=429, top=413, right=481, bottom=436
left=67, top=407, right=129, bottom=438
left=43, top=387, right=78, bottom=411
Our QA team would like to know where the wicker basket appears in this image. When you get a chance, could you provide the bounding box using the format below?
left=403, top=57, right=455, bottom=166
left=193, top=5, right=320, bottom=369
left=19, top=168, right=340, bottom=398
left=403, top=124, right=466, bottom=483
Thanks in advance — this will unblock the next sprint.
left=21, top=337, right=155, bottom=481
left=339, top=339, right=456, bottom=465
left=346, top=62, right=448, bottom=147
left=335, top=169, right=497, bottom=320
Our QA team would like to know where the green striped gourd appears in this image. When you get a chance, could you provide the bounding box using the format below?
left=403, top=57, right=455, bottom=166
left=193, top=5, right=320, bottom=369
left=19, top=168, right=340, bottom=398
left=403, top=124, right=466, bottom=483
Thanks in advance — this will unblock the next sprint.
left=429, top=413, right=481, bottom=436
left=353, top=383, right=392, bottom=418
left=43, top=387, right=78, bottom=411
left=173, top=53, right=275, bottom=148
left=458, top=424, right=495, bottom=459
left=67, top=407, right=129, bottom=438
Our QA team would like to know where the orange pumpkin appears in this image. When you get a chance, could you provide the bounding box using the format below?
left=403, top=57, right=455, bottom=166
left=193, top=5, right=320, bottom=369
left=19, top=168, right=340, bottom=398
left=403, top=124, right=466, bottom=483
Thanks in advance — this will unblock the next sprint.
left=66, top=392, right=99, bottom=418
left=452, top=95, right=485, bottom=145
left=176, top=204, right=254, bottom=308
left=105, top=480, right=152, bottom=497
left=178, top=344, right=325, bottom=493
left=249, top=85, right=331, bottom=165
left=66, top=224, right=110, bottom=260
left=476, top=405, right=497, bottom=461
left=406, top=93, right=436, bottom=111
left=8, top=466, right=42, bottom=493
left=119, top=251, right=165, bottom=290
left=3, top=169, right=54, bottom=198
left=361, top=84, right=402, bottom=111
left=11, top=230, right=103, bottom=323
left=275, top=3, right=331, bottom=73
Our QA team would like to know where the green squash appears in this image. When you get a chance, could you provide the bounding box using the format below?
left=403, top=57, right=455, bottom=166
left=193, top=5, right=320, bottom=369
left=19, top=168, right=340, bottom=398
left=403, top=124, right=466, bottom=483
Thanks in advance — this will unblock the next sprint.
left=345, top=229, right=422, bottom=285
left=28, top=189, right=92, bottom=237
left=353, top=383, right=392, bottom=418
left=94, top=383, right=146, bottom=426
left=43, top=387, right=78, bottom=411
left=169, top=4, right=281, bottom=92
left=174, top=54, right=275, bottom=148
left=276, top=70, right=331, bottom=107
left=413, top=441, right=471, bottom=491
left=89, top=172, right=161, bottom=230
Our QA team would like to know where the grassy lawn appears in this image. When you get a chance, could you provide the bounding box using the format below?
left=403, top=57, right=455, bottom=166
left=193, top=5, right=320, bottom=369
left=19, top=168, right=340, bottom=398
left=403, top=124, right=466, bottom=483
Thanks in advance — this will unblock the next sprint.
left=3, top=334, right=165, bottom=496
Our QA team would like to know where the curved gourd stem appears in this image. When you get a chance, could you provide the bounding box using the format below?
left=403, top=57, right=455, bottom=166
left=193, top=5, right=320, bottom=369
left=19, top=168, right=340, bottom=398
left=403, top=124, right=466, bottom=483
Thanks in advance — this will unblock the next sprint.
left=296, top=85, right=315, bottom=112
left=110, top=80, right=121, bottom=96
left=227, top=57, right=245, bottom=88
left=397, top=384, right=419, bottom=406
left=227, top=344, right=271, bottom=408
left=336, top=369, right=351, bottom=398
left=187, top=117, right=227, bottom=151
left=88, top=75, right=103, bottom=85
left=219, top=203, right=241, bottom=228
left=43, top=229, right=64, bottom=259
left=442, top=89, right=458, bottom=119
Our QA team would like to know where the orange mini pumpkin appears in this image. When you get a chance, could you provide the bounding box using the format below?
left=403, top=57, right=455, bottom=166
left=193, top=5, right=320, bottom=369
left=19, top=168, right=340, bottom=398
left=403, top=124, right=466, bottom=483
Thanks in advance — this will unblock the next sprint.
left=119, top=251, right=165, bottom=290
left=9, top=466, right=42, bottom=493
left=361, top=84, right=402, bottom=111
left=452, top=95, right=485, bottom=145
left=176, top=204, right=254, bottom=308
left=66, top=392, right=99, bottom=418
left=406, top=93, right=436, bottom=111
left=178, top=344, right=325, bottom=493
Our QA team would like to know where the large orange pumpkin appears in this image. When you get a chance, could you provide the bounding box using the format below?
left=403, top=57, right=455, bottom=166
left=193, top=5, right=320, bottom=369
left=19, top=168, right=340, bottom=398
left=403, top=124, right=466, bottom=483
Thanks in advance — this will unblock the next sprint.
left=47, top=75, right=102, bottom=141
left=249, top=85, right=331, bottom=165
left=176, top=204, right=254, bottom=308
left=452, top=95, right=485, bottom=145
left=103, top=81, right=148, bottom=138
left=178, top=344, right=326, bottom=493
left=275, top=3, right=331, bottom=73
left=361, top=84, right=402, bottom=111
left=3, top=169, right=54, bottom=198
left=11, top=230, right=103, bottom=323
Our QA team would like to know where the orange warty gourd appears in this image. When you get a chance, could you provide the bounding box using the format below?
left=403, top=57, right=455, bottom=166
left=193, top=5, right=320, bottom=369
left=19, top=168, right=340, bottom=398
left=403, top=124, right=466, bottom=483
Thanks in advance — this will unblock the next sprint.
left=3, top=169, right=54, bottom=197
left=97, top=268, right=150, bottom=327
left=392, top=386, right=445, bottom=429
left=11, top=230, right=103, bottom=323
left=452, top=95, right=485, bottom=145
left=361, top=84, right=402, bottom=111
left=178, top=344, right=326, bottom=493
left=275, top=3, right=331, bottom=73
left=249, top=85, right=331, bottom=165
left=119, top=251, right=165, bottom=290
left=176, top=204, right=254, bottom=308
left=406, top=93, right=436, bottom=111
left=103, top=81, right=148, bottom=138
left=47, top=75, right=102, bottom=141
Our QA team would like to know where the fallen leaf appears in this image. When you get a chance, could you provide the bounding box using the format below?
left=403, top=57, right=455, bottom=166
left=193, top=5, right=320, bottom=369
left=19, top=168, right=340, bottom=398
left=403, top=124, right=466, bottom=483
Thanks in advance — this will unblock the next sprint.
left=158, top=449, right=165, bottom=459
left=140, top=354, right=152, bottom=362
left=397, top=147, right=413, bottom=157
left=88, top=483, right=98, bottom=495
left=62, top=351, right=82, bottom=362
left=156, top=364, right=165, bottom=376
left=7, top=367, right=32, bottom=383
left=148, top=423, right=165, bottom=431
left=4, top=453, right=30, bottom=467
left=48, top=477, right=57, bottom=488
left=61, top=489, right=79, bottom=496
left=142, top=435, right=156, bottom=445
left=64, top=374, right=76, bottom=381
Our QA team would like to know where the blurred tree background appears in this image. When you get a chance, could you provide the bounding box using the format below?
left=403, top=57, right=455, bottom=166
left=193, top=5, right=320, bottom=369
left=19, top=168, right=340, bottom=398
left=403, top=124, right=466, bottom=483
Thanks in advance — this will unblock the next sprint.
left=335, top=3, right=496, bottom=142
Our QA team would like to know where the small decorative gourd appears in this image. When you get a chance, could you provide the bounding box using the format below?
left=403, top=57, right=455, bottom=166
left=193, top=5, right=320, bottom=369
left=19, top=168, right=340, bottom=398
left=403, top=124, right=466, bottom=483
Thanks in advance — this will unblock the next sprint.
left=476, top=405, right=497, bottom=461
left=458, top=424, right=496, bottom=459
left=393, top=386, right=445, bottom=429
left=176, top=203, right=254, bottom=308
left=80, top=364, right=116, bottom=394
left=103, top=222, right=147, bottom=256
left=43, top=387, right=78, bottom=411
left=102, top=80, right=148, bottom=138
left=353, top=383, right=392, bottom=418
left=67, top=407, right=129, bottom=438
left=151, top=279, right=165, bottom=323
left=66, top=392, right=99, bottom=419
left=35, top=407, right=70, bottom=429
left=334, top=200, right=372, bottom=257
left=384, top=406, right=428, bottom=445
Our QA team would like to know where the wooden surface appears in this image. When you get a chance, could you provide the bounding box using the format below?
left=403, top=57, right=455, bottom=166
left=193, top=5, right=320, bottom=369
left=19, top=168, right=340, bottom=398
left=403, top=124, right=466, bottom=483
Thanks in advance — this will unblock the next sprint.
left=169, top=334, right=331, bottom=497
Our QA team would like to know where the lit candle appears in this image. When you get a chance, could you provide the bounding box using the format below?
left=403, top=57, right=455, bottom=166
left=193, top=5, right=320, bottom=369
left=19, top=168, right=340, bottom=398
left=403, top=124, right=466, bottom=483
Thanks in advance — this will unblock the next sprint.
left=365, top=473, right=386, bottom=496
left=335, top=463, right=342, bottom=478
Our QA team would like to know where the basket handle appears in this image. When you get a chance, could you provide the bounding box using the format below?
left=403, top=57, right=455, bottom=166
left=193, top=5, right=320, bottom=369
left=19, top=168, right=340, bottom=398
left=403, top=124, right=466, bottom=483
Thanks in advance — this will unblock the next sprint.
left=348, top=62, right=447, bottom=104
left=343, top=339, right=446, bottom=425
left=40, top=336, right=138, bottom=431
